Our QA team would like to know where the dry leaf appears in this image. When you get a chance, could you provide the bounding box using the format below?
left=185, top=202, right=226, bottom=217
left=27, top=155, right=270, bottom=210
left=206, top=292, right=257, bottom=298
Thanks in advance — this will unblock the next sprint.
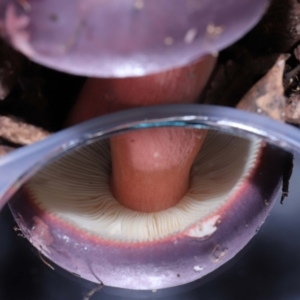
left=237, top=54, right=287, bottom=121
left=286, top=93, right=300, bottom=125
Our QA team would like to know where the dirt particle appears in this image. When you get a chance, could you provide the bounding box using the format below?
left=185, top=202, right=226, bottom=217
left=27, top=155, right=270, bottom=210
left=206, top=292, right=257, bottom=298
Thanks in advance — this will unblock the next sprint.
left=134, top=0, right=144, bottom=10
left=164, top=36, right=174, bottom=46
left=184, top=28, right=197, bottom=44
left=206, top=24, right=224, bottom=38
left=30, top=216, right=54, bottom=247
left=49, top=14, right=58, bottom=22
left=193, top=265, right=204, bottom=272
left=211, top=245, right=228, bottom=262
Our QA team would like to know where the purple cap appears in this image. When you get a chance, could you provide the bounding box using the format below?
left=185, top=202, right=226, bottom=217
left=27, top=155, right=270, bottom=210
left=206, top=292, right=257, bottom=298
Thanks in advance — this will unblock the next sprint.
left=0, top=0, right=270, bottom=76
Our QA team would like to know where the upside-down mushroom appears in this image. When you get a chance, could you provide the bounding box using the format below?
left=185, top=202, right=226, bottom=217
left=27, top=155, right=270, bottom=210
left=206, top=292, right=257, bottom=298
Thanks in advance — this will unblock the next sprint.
left=9, top=126, right=287, bottom=289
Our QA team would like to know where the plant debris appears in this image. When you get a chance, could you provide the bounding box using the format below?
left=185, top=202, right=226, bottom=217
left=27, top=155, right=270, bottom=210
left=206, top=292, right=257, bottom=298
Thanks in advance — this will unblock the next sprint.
left=83, top=281, right=103, bottom=300
left=0, top=115, right=50, bottom=145
left=201, top=0, right=300, bottom=111
left=281, top=152, right=294, bottom=204
left=237, top=54, right=287, bottom=121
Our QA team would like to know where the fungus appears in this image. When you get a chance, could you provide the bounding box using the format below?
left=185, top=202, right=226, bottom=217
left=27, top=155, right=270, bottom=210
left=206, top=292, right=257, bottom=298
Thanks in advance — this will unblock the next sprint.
left=9, top=128, right=287, bottom=289
left=67, top=57, right=216, bottom=213
left=9, top=59, right=287, bottom=290
left=0, top=0, right=281, bottom=291
left=18, top=131, right=262, bottom=243
left=0, top=0, right=270, bottom=77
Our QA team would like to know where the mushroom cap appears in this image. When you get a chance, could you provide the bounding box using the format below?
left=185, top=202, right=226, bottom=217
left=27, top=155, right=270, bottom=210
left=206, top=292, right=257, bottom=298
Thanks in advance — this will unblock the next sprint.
left=0, top=0, right=269, bottom=77
left=9, top=130, right=286, bottom=290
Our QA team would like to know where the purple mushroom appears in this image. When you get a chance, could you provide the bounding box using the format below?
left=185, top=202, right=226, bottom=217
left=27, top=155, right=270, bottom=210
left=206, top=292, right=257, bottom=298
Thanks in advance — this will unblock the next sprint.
left=9, top=131, right=286, bottom=289
left=0, top=0, right=284, bottom=291
left=0, top=0, right=269, bottom=77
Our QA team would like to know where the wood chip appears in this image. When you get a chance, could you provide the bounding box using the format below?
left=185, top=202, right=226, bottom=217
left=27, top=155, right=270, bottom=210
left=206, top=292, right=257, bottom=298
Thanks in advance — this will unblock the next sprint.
left=237, top=55, right=287, bottom=121
left=0, top=115, right=50, bottom=145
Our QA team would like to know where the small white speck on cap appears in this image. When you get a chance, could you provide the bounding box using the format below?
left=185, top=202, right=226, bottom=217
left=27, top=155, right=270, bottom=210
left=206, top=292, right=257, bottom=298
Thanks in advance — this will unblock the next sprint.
left=184, top=28, right=198, bottom=44
left=206, top=24, right=224, bottom=38
left=134, top=0, right=144, bottom=10
left=193, top=265, right=204, bottom=272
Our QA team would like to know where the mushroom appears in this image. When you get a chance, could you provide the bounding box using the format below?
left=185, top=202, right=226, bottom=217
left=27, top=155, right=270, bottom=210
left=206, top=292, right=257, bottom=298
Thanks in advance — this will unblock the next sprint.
left=0, top=0, right=282, bottom=291
left=68, top=58, right=216, bottom=213
left=9, top=128, right=287, bottom=289
left=8, top=59, right=287, bottom=290
left=0, top=0, right=270, bottom=77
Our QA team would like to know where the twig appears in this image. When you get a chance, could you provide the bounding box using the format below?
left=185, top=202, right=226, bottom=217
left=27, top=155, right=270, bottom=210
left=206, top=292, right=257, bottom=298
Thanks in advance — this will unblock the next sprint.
left=38, top=250, right=55, bottom=271
left=83, top=281, right=103, bottom=300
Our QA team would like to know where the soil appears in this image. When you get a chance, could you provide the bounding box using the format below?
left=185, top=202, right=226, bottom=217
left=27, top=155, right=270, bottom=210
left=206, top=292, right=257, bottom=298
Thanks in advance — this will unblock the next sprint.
left=0, top=0, right=300, bottom=149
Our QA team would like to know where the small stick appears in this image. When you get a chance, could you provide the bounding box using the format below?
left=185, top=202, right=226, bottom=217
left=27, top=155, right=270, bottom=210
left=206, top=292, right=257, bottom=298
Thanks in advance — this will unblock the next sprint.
left=38, top=250, right=55, bottom=271
left=83, top=281, right=103, bottom=300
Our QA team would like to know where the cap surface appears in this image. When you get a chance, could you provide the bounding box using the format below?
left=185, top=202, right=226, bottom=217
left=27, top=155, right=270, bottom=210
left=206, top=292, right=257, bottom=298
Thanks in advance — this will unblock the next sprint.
left=0, top=0, right=270, bottom=76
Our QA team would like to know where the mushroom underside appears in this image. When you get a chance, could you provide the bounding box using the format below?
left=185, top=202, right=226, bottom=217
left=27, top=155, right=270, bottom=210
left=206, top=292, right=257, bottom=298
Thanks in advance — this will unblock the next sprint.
left=24, top=130, right=261, bottom=243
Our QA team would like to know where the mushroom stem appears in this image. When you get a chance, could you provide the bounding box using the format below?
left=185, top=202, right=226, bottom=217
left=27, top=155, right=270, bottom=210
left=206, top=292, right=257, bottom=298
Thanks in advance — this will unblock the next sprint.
left=67, top=56, right=216, bottom=212
left=110, top=128, right=206, bottom=212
